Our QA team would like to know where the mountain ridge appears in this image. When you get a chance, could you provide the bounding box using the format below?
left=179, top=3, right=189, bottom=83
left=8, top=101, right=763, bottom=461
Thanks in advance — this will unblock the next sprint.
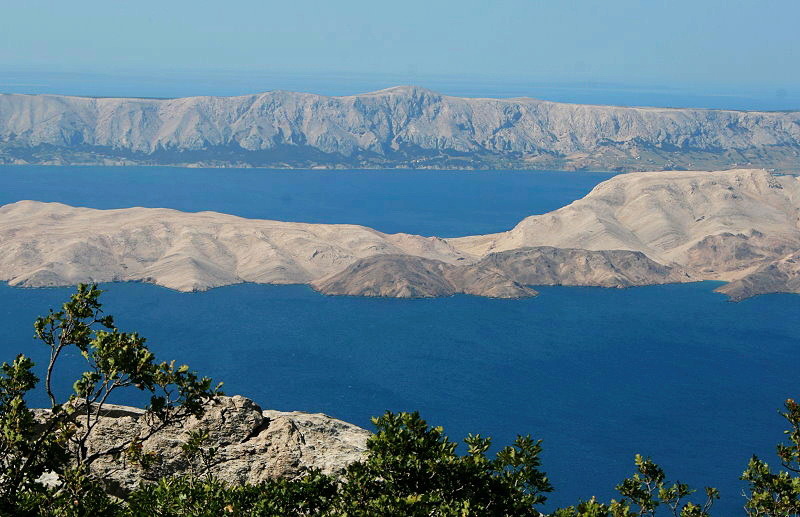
left=1, top=87, right=799, bottom=170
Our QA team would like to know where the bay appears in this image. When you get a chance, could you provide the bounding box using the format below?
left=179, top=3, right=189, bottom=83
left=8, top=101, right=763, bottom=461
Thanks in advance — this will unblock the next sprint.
left=0, top=165, right=613, bottom=237
left=0, top=165, right=798, bottom=513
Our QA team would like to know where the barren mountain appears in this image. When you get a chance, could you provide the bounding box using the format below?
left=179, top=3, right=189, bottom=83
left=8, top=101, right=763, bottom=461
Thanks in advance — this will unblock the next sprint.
left=0, top=200, right=466, bottom=291
left=312, top=247, right=687, bottom=298
left=311, top=254, right=538, bottom=298
left=1, top=87, right=799, bottom=171
left=2, top=169, right=799, bottom=299
left=449, top=169, right=800, bottom=275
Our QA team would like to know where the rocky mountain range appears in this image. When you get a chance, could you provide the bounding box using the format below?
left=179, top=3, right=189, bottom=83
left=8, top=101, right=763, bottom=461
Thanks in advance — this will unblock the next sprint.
left=2, top=168, right=800, bottom=300
left=1, top=87, right=799, bottom=171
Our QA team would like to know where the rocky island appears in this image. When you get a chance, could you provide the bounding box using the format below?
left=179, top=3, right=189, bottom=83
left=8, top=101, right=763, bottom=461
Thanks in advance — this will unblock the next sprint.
left=2, top=168, right=799, bottom=300
left=1, top=87, right=799, bottom=171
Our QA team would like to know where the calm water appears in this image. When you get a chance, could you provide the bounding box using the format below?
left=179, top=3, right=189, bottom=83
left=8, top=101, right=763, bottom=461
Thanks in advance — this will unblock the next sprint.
left=1, top=165, right=798, bottom=513
left=0, top=165, right=613, bottom=237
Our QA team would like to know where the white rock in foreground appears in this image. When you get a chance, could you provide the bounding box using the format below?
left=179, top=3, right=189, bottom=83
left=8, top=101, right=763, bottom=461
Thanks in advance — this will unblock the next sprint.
left=36, top=396, right=370, bottom=495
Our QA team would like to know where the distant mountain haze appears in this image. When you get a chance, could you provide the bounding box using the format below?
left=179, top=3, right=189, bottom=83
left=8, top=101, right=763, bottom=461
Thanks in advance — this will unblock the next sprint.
left=1, top=87, right=798, bottom=171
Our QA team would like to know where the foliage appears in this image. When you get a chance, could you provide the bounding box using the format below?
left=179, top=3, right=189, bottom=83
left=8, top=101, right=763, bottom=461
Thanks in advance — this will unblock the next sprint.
left=120, top=410, right=553, bottom=516
left=553, top=454, right=718, bottom=517
left=741, top=398, right=800, bottom=516
left=180, top=428, right=220, bottom=479
left=0, top=284, right=220, bottom=513
left=331, top=410, right=553, bottom=516
left=124, top=470, right=337, bottom=517
left=32, top=283, right=221, bottom=465
left=0, top=355, right=69, bottom=512
left=15, top=465, right=121, bottom=517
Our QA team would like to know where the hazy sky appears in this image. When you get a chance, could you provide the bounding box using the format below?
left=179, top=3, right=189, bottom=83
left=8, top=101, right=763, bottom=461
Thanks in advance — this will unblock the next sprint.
left=1, top=0, right=798, bottom=88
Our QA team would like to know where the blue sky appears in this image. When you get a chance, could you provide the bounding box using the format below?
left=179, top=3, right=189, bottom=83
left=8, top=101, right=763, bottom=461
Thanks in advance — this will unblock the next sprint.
left=1, top=0, right=798, bottom=103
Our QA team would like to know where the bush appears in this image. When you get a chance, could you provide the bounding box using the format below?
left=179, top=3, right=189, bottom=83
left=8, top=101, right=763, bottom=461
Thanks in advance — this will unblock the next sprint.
left=0, top=284, right=220, bottom=514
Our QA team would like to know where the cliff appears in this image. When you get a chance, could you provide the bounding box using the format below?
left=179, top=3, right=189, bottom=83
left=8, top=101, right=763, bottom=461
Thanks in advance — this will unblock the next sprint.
left=1, top=86, right=799, bottom=171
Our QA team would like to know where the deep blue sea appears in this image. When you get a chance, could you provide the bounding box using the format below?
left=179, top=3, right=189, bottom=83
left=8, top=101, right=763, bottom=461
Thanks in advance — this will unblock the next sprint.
left=1, top=165, right=798, bottom=513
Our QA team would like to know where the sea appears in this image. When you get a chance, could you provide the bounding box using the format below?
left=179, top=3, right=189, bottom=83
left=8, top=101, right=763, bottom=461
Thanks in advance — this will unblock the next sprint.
left=2, top=68, right=799, bottom=111
left=1, top=165, right=798, bottom=514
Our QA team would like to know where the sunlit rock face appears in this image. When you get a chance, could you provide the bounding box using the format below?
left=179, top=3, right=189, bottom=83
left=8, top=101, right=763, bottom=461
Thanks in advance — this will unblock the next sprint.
left=35, top=396, right=370, bottom=495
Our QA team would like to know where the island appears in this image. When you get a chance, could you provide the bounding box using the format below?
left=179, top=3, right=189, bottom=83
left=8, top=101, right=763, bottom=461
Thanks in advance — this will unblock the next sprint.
left=2, top=168, right=798, bottom=300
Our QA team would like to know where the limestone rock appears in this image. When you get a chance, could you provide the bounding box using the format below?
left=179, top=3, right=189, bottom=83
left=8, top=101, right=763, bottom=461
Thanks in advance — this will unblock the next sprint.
left=58, top=396, right=369, bottom=494
left=312, top=246, right=688, bottom=298
left=684, top=230, right=799, bottom=279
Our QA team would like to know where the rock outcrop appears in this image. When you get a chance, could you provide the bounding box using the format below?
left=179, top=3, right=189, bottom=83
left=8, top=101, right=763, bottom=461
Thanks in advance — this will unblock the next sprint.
left=45, top=396, right=370, bottom=494
left=2, top=169, right=800, bottom=300
left=1, top=86, right=799, bottom=171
